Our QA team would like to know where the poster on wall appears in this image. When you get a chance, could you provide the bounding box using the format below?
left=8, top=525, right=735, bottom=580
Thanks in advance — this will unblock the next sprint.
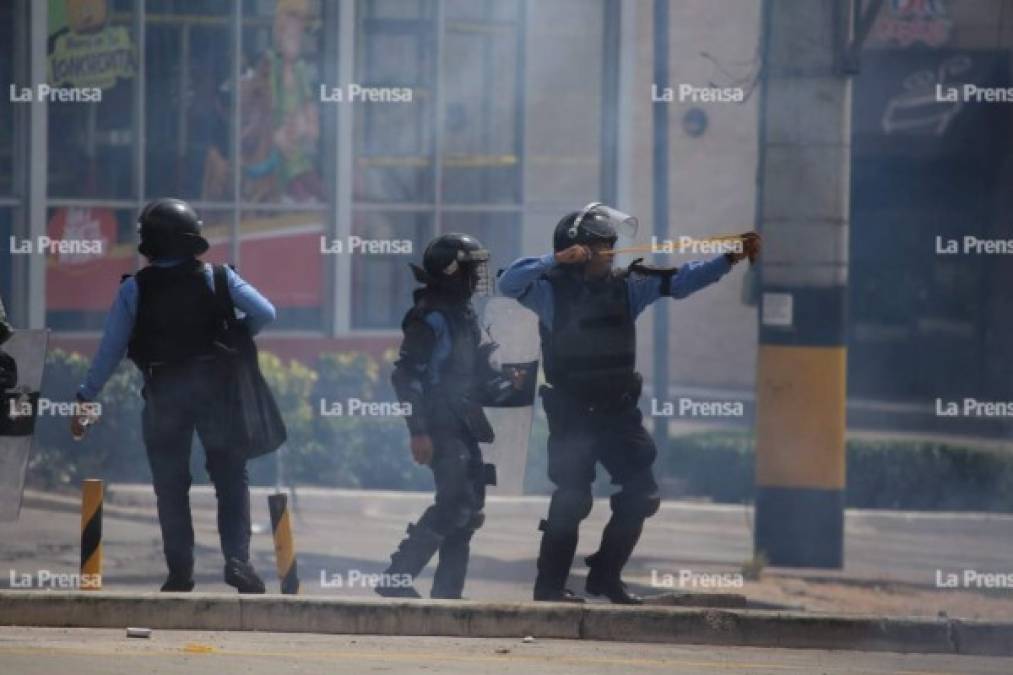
left=869, top=0, right=953, bottom=49
left=47, top=0, right=134, bottom=90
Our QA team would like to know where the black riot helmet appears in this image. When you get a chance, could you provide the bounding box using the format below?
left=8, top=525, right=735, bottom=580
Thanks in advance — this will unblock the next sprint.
left=553, top=202, right=639, bottom=252
left=137, top=198, right=210, bottom=259
left=411, top=233, right=491, bottom=298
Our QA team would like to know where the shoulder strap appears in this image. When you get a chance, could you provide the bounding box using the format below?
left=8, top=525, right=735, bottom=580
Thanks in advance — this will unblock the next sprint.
left=212, top=264, right=237, bottom=322
left=627, top=257, right=680, bottom=296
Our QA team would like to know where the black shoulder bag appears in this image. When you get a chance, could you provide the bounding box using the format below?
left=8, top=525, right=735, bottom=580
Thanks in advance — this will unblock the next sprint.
left=212, top=264, right=287, bottom=458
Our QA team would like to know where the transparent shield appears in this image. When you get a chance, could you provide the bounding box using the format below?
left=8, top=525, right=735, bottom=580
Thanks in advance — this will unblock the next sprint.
left=594, top=204, right=639, bottom=239
left=479, top=297, right=540, bottom=496
left=573, top=202, right=639, bottom=241
left=0, top=330, right=49, bottom=522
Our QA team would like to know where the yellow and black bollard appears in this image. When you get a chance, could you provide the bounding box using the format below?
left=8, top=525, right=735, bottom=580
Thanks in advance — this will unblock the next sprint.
left=80, top=479, right=103, bottom=590
left=268, top=493, right=299, bottom=594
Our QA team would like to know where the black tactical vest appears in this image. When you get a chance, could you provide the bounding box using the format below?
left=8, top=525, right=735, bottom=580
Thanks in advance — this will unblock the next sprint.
left=406, top=288, right=493, bottom=441
left=540, top=268, right=638, bottom=396
left=410, top=289, right=481, bottom=399
left=126, top=259, right=221, bottom=369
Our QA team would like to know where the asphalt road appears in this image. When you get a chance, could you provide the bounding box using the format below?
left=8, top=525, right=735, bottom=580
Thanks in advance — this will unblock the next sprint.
left=0, top=627, right=1010, bottom=675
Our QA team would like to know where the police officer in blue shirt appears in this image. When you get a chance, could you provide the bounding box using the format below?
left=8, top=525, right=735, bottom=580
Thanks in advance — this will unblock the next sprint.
left=499, top=203, right=759, bottom=604
left=71, top=198, right=277, bottom=593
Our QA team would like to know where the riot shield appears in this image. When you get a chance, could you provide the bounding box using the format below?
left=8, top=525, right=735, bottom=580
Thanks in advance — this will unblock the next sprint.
left=0, top=330, right=49, bottom=521
left=479, top=297, right=540, bottom=496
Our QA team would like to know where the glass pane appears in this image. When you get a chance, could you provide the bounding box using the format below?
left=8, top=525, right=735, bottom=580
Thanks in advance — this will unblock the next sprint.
left=47, top=1, right=137, bottom=199
left=239, top=0, right=327, bottom=205
left=351, top=210, right=432, bottom=329
left=442, top=2, right=522, bottom=204
left=0, top=1, right=16, bottom=196
left=144, top=8, right=233, bottom=200
left=43, top=206, right=139, bottom=331
left=239, top=208, right=325, bottom=330
left=523, top=0, right=603, bottom=206
left=354, top=0, right=436, bottom=203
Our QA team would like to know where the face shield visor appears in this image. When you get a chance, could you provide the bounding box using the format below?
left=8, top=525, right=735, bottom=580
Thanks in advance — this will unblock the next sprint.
left=569, top=202, right=639, bottom=242
left=443, top=247, right=491, bottom=296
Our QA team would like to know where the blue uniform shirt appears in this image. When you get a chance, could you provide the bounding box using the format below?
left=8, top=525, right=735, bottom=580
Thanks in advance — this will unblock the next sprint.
left=497, top=253, right=732, bottom=328
left=78, top=258, right=276, bottom=401
left=422, top=312, right=453, bottom=386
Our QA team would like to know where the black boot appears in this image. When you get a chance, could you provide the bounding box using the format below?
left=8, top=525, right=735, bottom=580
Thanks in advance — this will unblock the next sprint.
left=584, top=517, right=645, bottom=605
left=585, top=558, right=643, bottom=604
left=431, top=528, right=473, bottom=599
left=375, top=522, right=443, bottom=599
left=224, top=558, right=266, bottom=594
left=160, top=569, right=194, bottom=592
left=533, top=519, right=584, bottom=603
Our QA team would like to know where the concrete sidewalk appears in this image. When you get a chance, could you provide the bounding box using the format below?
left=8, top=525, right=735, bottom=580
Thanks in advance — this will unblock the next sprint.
left=1, top=591, right=1011, bottom=657
left=6, top=486, right=1013, bottom=621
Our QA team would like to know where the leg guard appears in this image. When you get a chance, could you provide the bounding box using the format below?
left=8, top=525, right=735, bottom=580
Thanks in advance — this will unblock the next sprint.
left=378, top=521, right=443, bottom=598
left=586, top=487, right=660, bottom=583
left=533, top=487, right=593, bottom=598
left=431, top=526, right=476, bottom=599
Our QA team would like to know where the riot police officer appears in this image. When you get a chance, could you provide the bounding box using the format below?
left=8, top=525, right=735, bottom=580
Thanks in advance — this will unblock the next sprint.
left=500, top=203, right=759, bottom=604
left=377, top=233, right=516, bottom=599
left=71, top=198, right=277, bottom=593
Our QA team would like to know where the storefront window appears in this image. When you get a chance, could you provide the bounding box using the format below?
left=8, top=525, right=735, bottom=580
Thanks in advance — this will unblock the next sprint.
left=442, top=0, right=522, bottom=204
left=351, top=210, right=431, bottom=329
left=144, top=3, right=233, bottom=200
left=354, top=0, right=436, bottom=204
left=43, top=206, right=138, bottom=331
left=46, top=0, right=138, bottom=199
left=239, top=0, right=326, bottom=205
left=0, top=0, right=18, bottom=196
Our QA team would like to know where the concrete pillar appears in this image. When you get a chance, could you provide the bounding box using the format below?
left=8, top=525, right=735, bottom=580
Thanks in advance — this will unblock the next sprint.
left=753, top=0, right=851, bottom=568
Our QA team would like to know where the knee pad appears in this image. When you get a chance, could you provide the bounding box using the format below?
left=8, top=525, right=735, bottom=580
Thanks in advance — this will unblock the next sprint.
left=545, top=488, right=593, bottom=529
left=611, top=489, right=661, bottom=520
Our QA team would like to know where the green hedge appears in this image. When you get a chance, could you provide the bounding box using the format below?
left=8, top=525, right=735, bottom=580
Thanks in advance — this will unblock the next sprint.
left=28, top=349, right=430, bottom=493
left=27, top=350, right=1013, bottom=512
left=657, top=431, right=1013, bottom=512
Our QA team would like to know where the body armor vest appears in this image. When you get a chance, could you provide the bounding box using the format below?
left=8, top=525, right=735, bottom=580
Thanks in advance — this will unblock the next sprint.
left=540, top=268, right=638, bottom=396
left=126, top=259, right=221, bottom=369
left=412, top=290, right=481, bottom=399
left=406, top=289, right=493, bottom=441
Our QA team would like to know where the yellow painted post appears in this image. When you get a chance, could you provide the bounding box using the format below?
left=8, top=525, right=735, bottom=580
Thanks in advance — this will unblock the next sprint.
left=80, top=479, right=103, bottom=590
left=268, top=493, right=299, bottom=594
